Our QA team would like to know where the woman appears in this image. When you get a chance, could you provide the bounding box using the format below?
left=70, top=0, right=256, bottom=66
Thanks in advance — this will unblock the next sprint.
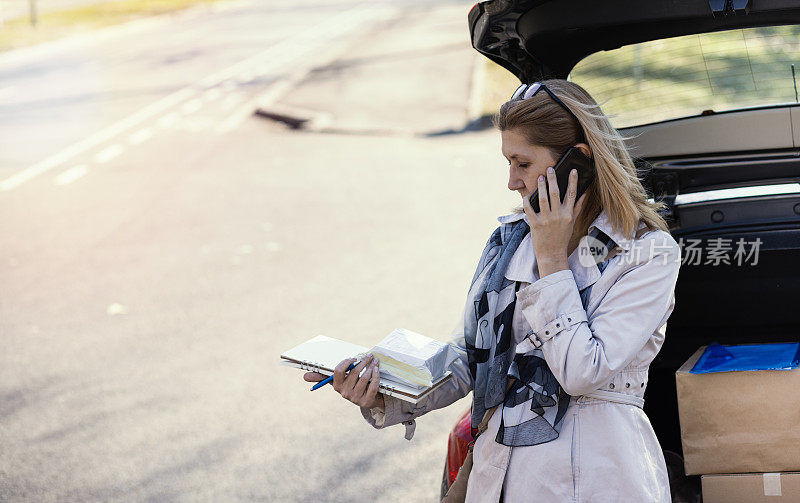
left=304, top=79, right=681, bottom=502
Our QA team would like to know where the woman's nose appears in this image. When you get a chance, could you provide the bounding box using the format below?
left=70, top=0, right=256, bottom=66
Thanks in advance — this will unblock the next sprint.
left=508, top=167, right=524, bottom=192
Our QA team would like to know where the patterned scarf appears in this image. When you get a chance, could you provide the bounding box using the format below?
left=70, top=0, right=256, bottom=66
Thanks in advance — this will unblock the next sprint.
left=464, top=218, right=614, bottom=447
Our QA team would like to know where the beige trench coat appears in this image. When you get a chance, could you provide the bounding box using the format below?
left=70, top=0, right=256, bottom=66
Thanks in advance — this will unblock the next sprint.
left=360, top=210, right=681, bottom=502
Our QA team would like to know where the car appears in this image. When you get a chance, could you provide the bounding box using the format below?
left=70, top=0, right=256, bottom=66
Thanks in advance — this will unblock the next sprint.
left=441, top=1, right=800, bottom=501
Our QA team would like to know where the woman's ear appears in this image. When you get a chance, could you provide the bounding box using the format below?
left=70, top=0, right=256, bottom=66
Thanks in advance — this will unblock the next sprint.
left=575, top=143, right=592, bottom=159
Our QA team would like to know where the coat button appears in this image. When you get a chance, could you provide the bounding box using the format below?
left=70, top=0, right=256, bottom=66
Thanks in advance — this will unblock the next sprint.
left=609, top=383, right=615, bottom=389
left=545, top=331, right=549, bottom=335
left=626, top=383, right=630, bottom=388
left=641, top=383, right=644, bottom=387
left=567, top=318, right=572, bottom=322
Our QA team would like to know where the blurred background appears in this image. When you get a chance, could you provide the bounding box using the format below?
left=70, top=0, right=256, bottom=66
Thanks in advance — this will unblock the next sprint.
left=0, top=0, right=521, bottom=501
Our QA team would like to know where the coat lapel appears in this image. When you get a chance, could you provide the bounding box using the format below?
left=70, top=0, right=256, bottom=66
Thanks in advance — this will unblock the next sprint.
left=499, top=209, right=636, bottom=293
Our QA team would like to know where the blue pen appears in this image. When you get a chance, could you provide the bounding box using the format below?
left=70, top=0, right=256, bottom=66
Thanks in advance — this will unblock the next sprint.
left=310, top=360, right=361, bottom=391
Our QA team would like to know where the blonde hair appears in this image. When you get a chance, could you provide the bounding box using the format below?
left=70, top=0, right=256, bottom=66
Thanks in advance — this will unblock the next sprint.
left=493, top=78, right=669, bottom=239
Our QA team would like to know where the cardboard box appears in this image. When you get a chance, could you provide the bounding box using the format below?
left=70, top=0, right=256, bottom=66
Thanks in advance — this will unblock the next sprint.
left=702, top=473, right=800, bottom=502
left=676, top=345, right=800, bottom=475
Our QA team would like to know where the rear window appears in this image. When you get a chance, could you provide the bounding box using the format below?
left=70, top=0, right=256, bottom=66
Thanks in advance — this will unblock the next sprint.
left=569, top=25, right=800, bottom=128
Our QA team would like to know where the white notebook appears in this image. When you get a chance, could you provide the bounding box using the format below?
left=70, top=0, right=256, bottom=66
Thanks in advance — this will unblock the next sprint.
left=280, top=335, right=454, bottom=404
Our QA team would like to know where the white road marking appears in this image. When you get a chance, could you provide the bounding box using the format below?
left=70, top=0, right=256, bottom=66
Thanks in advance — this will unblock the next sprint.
left=0, top=87, right=192, bottom=191
left=203, top=88, right=222, bottom=101
left=94, top=144, right=124, bottom=164
left=54, top=165, right=88, bottom=185
left=0, top=2, right=393, bottom=192
left=128, top=128, right=153, bottom=145
left=216, top=98, right=260, bottom=133
left=219, top=94, right=244, bottom=111
left=254, top=70, right=308, bottom=109
left=181, top=99, right=203, bottom=114
left=157, top=112, right=179, bottom=128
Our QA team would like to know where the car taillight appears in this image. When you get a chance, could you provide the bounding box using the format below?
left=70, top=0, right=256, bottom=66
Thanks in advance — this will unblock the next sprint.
left=445, top=409, right=474, bottom=485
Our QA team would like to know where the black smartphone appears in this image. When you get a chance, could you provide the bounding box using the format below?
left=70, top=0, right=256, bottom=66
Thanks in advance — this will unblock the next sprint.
left=528, top=146, right=596, bottom=213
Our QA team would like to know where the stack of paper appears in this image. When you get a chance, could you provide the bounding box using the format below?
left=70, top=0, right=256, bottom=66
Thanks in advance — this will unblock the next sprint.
left=279, top=333, right=455, bottom=404
left=358, top=328, right=458, bottom=389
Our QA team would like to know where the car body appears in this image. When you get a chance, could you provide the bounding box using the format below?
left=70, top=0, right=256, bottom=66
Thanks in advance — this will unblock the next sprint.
left=442, top=1, right=800, bottom=500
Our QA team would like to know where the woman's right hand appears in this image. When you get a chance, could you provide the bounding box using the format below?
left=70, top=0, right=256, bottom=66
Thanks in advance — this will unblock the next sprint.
left=303, top=354, right=385, bottom=409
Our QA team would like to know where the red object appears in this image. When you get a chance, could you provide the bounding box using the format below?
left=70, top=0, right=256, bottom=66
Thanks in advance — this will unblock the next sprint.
left=445, top=408, right=474, bottom=486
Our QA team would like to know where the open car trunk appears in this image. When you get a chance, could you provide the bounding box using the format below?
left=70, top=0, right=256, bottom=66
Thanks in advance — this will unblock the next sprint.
left=469, top=0, right=800, bottom=469
left=629, top=108, right=800, bottom=458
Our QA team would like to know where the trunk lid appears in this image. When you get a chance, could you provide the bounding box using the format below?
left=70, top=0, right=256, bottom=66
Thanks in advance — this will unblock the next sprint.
left=469, top=0, right=800, bottom=83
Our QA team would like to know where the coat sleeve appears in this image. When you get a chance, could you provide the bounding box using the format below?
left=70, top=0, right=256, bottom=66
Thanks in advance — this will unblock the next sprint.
left=515, top=231, right=681, bottom=397
left=358, top=300, right=474, bottom=440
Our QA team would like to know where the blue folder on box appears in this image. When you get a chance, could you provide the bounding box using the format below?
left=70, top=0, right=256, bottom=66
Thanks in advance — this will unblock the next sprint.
left=690, top=342, right=800, bottom=374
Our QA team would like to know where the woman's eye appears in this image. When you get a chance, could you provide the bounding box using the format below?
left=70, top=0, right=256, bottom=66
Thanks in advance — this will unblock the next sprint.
left=506, top=162, right=530, bottom=169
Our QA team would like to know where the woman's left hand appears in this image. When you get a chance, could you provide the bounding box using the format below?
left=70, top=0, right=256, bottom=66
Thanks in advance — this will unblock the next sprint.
left=522, top=167, right=587, bottom=278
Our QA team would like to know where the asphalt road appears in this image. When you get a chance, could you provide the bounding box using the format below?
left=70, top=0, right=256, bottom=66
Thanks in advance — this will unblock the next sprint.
left=0, top=1, right=522, bottom=501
